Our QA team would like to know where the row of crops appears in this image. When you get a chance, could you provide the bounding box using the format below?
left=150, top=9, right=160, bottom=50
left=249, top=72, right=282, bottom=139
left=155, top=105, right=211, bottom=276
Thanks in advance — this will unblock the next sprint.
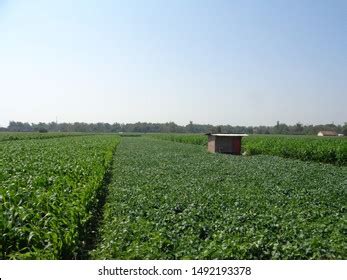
left=147, top=134, right=347, bottom=165
left=0, top=135, right=119, bottom=259
left=1, top=133, right=346, bottom=260
left=0, top=132, right=88, bottom=142
left=93, top=137, right=347, bottom=259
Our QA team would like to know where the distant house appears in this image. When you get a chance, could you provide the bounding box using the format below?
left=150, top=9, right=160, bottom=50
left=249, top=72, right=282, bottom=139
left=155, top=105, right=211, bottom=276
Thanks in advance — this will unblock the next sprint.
left=317, top=131, right=338, bottom=137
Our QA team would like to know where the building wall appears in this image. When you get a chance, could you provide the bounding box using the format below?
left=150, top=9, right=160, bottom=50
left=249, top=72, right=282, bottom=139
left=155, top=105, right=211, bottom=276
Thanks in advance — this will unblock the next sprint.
left=231, top=137, right=241, bottom=154
left=318, top=131, right=338, bottom=136
left=208, top=135, right=243, bottom=154
left=215, top=137, right=232, bottom=153
left=208, top=135, right=216, bottom=153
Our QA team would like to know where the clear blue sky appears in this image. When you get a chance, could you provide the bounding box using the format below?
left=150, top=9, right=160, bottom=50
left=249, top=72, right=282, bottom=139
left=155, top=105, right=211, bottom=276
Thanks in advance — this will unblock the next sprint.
left=0, top=0, right=346, bottom=126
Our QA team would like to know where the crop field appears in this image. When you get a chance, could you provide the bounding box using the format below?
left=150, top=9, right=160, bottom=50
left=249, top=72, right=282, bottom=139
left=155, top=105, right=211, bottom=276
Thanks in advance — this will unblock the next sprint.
left=1, top=133, right=346, bottom=260
left=148, top=134, right=347, bottom=165
left=93, top=137, right=346, bottom=259
left=0, top=132, right=87, bottom=142
left=0, top=135, right=119, bottom=259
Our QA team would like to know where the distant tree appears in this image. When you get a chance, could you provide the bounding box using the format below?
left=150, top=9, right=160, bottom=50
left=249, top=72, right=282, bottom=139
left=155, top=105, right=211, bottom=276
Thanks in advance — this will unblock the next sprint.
left=186, top=121, right=194, bottom=133
left=272, top=121, right=289, bottom=134
left=111, top=123, right=121, bottom=132
left=293, top=123, right=304, bottom=134
left=8, top=121, right=33, bottom=132
left=342, top=123, right=347, bottom=136
left=245, top=127, right=254, bottom=134
left=5, top=120, right=346, bottom=135
left=47, top=122, right=59, bottom=132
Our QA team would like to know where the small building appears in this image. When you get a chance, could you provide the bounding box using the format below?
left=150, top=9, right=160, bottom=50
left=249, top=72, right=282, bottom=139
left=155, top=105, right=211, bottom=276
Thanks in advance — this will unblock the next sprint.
left=317, top=131, right=338, bottom=137
left=207, top=134, right=248, bottom=154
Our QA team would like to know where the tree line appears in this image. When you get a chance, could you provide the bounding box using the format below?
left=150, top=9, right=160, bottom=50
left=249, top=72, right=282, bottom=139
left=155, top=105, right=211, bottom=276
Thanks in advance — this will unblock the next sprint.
left=1, top=121, right=346, bottom=135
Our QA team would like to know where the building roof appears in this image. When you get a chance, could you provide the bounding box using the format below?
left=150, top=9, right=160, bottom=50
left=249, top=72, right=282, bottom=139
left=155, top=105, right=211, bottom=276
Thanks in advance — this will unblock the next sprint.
left=318, top=131, right=337, bottom=136
left=209, top=134, right=249, bottom=137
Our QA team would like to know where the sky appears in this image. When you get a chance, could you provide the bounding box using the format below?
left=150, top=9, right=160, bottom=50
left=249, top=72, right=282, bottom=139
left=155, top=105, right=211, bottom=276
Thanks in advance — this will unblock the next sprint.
left=0, top=0, right=346, bottom=127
